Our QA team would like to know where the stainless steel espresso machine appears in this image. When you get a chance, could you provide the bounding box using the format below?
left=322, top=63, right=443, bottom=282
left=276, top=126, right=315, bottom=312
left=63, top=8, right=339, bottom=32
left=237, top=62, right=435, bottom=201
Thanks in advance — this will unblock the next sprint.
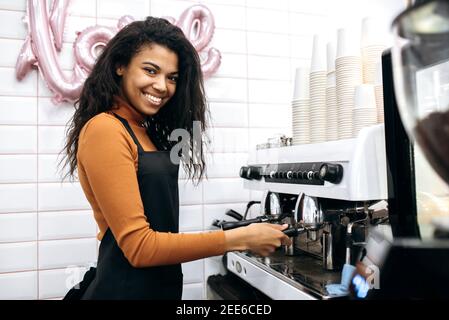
left=219, top=124, right=390, bottom=300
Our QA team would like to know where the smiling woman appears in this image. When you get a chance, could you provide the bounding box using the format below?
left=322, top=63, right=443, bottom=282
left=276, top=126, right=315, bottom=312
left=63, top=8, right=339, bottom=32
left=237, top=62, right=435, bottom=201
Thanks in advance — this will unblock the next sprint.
left=116, top=45, right=179, bottom=116
left=60, top=16, right=290, bottom=300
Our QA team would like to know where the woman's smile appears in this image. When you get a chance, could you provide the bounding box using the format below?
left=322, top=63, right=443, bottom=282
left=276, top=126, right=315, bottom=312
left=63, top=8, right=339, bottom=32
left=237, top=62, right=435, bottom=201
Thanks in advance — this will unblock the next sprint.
left=142, top=92, right=163, bottom=106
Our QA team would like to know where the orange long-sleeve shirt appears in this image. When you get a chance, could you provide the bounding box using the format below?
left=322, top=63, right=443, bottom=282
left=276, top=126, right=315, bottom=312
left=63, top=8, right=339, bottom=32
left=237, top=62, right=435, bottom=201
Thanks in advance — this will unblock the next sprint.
left=77, top=98, right=226, bottom=268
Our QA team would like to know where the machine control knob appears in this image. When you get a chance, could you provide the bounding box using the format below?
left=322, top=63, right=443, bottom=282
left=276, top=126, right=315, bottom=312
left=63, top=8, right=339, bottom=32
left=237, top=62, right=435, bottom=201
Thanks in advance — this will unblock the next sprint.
left=307, top=171, right=314, bottom=180
left=235, top=261, right=242, bottom=273
left=239, top=166, right=249, bottom=179
left=286, top=171, right=293, bottom=179
left=319, top=163, right=343, bottom=183
left=247, top=166, right=262, bottom=180
left=269, top=171, right=276, bottom=179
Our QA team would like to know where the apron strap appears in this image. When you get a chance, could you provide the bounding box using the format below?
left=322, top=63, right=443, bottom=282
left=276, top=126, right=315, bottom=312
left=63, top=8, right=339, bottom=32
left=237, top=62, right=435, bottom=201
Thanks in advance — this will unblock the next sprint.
left=112, top=113, right=144, bottom=153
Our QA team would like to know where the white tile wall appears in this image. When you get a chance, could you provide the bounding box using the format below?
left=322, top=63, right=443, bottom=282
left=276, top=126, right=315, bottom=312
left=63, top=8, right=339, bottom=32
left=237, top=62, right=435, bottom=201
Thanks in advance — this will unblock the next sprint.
left=209, top=29, right=247, bottom=54
left=179, top=180, right=203, bottom=205
left=38, top=183, right=90, bottom=211
left=247, top=55, right=291, bottom=81
left=38, top=210, right=97, bottom=240
left=0, top=271, right=38, bottom=300
left=0, top=213, right=37, bottom=243
left=204, top=78, right=248, bottom=102
left=38, top=154, right=68, bottom=182
left=0, top=39, right=25, bottom=67
left=204, top=4, right=246, bottom=30
left=182, top=259, right=204, bottom=284
left=289, top=12, right=332, bottom=37
left=0, top=96, right=37, bottom=125
left=39, top=266, right=88, bottom=299
left=38, top=98, right=75, bottom=126
left=0, top=68, right=37, bottom=96
left=0, top=155, right=37, bottom=183
left=0, top=0, right=26, bottom=11
left=247, top=8, right=289, bottom=33
left=247, top=32, right=290, bottom=57
left=150, top=0, right=196, bottom=21
left=247, top=0, right=289, bottom=10
left=207, top=128, right=249, bottom=153
left=0, top=242, right=37, bottom=273
left=179, top=205, right=203, bottom=232
left=0, top=10, right=27, bottom=39
left=68, top=0, right=97, bottom=18
left=205, top=153, right=249, bottom=178
left=98, top=0, right=150, bottom=20
left=213, top=53, right=247, bottom=79
left=248, top=79, right=292, bottom=104
left=182, top=282, right=204, bottom=300
left=249, top=103, right=291, bottom=128
left=38, top=238, right=97, bottom=269
left=0, top=126, right=37, bottom=154
left=203, top=178, right=250, bottom=204
left=0, top=184, right=37, bottom=213
left=0, top=0, right=405, bottom=300
left=38, top=126, right=67, bottom=154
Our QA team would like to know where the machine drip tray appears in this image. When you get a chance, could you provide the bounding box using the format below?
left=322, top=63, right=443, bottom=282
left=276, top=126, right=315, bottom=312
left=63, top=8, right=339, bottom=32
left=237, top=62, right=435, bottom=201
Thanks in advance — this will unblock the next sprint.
left=239, top=249, right=345, bottom=299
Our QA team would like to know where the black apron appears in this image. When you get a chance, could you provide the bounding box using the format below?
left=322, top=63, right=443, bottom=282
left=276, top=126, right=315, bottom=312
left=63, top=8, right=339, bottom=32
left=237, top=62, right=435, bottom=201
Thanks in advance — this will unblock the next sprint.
left=78, top=113, right=182, bottom=300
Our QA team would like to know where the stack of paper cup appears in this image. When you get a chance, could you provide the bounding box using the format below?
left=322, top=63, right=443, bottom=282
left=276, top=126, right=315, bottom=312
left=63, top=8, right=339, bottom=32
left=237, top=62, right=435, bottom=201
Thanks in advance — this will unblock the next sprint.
left=374, top=61, right=384, bottom=123
left=353, top=84, right=378, bottom=136
left=361, top=17, right=386, bottom=84
left=326, top=41, right=338, bottom=141
left=292, top=67, right=310, bottom=145
left=309, top=35, right=327, bottom=143
left=336, top=28, right=362, bottom=139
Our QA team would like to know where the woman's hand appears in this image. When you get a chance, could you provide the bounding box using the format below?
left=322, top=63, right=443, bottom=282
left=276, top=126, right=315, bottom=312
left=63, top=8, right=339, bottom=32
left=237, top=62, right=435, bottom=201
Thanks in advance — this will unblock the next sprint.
left=224, top=223, right=292, bottom=257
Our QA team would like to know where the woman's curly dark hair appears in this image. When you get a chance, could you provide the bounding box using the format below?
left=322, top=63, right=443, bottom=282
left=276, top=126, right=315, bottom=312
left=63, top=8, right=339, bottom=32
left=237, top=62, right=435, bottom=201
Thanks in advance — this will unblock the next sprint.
left=61, top=16, right=210, bottom=185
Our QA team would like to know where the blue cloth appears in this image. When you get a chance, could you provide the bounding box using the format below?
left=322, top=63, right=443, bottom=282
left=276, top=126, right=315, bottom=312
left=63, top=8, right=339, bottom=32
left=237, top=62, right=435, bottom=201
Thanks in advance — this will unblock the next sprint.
left=326, top=264, right=356, bottom=297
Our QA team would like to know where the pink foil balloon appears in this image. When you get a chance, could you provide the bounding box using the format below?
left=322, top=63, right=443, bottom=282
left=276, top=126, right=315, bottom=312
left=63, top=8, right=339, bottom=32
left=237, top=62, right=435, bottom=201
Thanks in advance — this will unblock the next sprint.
left=176, top=5, right=215, bottom=51
left=15, top=36, right=37, bottom=81
left=200, top=47, right=221, bottom=79
left=27, top=0, right=85, bottom=103
left=117, top=15, right=135, bottom=30
left=75, top=25, right=117, bottom=72
left=174, top=4, right=221, bottom=79
left=49, top=0, right=70, bottom=51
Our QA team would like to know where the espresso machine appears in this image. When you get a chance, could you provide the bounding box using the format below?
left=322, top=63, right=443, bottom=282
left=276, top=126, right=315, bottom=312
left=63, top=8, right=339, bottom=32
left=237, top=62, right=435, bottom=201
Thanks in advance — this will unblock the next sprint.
left=219, top=124, right=390, bottom=300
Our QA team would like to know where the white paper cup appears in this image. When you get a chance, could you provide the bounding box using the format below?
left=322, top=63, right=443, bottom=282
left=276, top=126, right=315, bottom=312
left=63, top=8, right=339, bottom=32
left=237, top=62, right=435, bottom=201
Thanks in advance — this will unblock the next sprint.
left=311, top=34, right=327, bottom=73
left=327, top=41, right=336, bottom=73
left=354, top=84, right=376, bottom=109
left=375, top=85, right=384, bottom=123
left=337, top=28, right=360, bottom=58
left=361, top=17, right=387, bottom=47
left=374, top=61, right=383, bottom=86
left=293, top=67, right=310, bottom=100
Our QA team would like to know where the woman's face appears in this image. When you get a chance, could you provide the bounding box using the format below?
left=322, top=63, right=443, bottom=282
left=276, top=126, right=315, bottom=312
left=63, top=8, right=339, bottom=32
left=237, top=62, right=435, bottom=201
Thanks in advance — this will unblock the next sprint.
left=116, top=44, right=179, bottom=116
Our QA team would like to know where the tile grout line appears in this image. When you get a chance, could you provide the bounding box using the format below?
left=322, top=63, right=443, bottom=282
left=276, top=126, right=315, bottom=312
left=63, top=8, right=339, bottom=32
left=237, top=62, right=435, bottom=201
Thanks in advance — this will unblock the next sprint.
left=36, top=56, right=40, bottom=300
